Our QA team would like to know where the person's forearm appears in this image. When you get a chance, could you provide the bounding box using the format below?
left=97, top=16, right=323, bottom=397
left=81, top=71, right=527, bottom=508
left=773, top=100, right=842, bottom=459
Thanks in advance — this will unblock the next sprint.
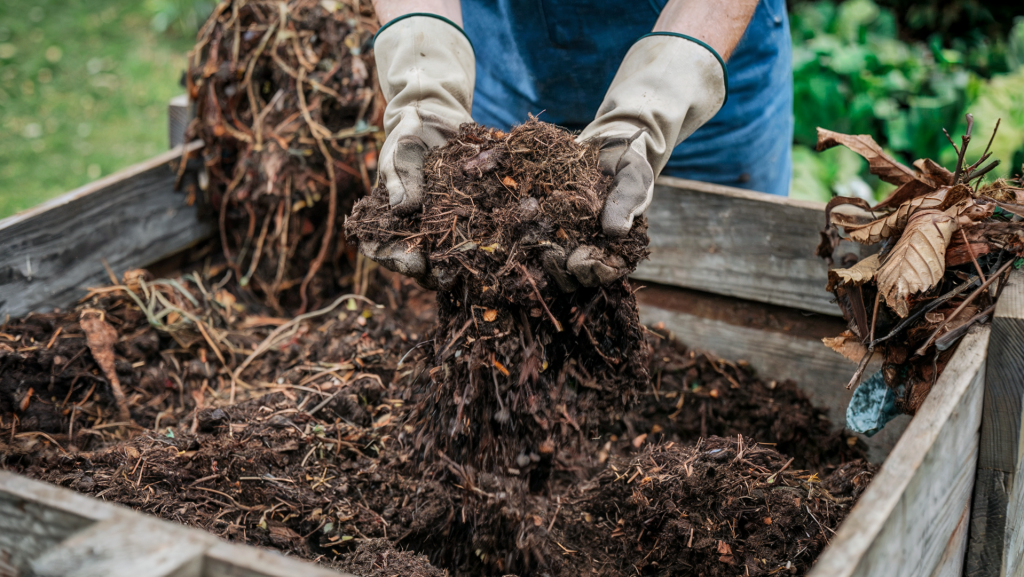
left=653, top=0, right=758, bottom=60
left=371, top=0, right=463, bottom=26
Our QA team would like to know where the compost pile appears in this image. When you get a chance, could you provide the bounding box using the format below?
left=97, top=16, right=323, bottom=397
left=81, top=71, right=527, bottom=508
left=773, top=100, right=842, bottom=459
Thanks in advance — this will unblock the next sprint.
left=347, top=120, right=652, bottom=473
left=0, top=263, right=870, bottom=576
left=185, top=0, right=381, bottom=313
left=817, top=116, right=1024, bottom=413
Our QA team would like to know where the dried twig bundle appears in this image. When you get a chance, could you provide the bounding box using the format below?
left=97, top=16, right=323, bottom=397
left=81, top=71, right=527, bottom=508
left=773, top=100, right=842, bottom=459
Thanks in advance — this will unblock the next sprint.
left=818, top=115, right=1024, bottom=413
left=185, top=0, right=382, bottom=313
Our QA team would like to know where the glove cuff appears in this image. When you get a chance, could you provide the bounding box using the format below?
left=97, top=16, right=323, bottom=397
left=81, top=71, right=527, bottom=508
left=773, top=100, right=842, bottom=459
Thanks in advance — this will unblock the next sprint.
left=578, top=34, right=727, bottom=176
left=373, top=13, right=474, bottom=54
left=636, top=32, right=728, bottom=105
left=372, top=14, right=476, bottom=138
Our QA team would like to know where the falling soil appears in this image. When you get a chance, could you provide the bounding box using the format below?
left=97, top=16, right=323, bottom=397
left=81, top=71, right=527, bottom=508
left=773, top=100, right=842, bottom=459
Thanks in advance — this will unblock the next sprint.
left=2, top=266, right=870, bottom=577
left=347, top=120, right=652, bottom=473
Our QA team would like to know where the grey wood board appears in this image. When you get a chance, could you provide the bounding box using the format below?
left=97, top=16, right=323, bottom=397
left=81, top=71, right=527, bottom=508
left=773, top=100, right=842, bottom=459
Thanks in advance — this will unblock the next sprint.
left=0, top=494, right=97, bottom=573
left=0, top=472, right=357, bottom=577
left=637, top=177, right=851, bottom=316
left=638, top=302, right=908, bottom=463
left=202, top=543, right=356, bottom=577
left=28, top=517, right=210, bottom=577
left=966, top=469, right=1011, bottom=577
left=928, top=502, right=972, bottom=577
left=965, top=269, right=1024, bottom=577
left=807, top=327, right=989, bottom=577
left=0, top=142, right=211, bottom=320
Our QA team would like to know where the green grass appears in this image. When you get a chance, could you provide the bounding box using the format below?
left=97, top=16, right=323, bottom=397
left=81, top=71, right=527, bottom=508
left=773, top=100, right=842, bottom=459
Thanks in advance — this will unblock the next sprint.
left=0, top=0, right=193, bottom=218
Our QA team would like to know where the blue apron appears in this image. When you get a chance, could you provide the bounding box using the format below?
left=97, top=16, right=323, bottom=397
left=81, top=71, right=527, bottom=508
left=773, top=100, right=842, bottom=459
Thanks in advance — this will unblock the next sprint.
left=461, top=0, right=793, bottom=197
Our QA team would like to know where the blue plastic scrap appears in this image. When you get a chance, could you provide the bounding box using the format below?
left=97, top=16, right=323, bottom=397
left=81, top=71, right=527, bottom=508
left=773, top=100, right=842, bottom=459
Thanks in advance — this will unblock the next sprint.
left=846, top=371, right=902, bottom=437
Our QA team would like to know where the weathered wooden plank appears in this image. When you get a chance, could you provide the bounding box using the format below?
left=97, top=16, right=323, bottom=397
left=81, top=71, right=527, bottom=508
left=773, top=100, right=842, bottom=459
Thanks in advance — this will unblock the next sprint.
left=929, top=502, right=972, bottom=577
left=202, top=542, right=355, bottom=577
left=808, top=326, right=989, bottom=577
left=0, top=141, right=212, bottom=320
left=28, top=516, right=210, bottom=577
left=966, top=269, right=1024, bottom=577
left=637, top=176, right=851, bottom=316
left=0, top=472, right=355, bottom=577
left=636, top=283, right=907, bottom=462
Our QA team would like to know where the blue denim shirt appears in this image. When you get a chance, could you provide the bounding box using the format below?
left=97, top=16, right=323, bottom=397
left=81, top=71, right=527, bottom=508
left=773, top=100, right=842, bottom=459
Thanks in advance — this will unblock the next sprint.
left=462, top=0, right=793, bottom=196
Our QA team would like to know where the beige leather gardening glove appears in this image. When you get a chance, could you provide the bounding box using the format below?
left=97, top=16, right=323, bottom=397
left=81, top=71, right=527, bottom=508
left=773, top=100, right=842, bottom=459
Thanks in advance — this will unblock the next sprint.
left=358, top=14, right=475, bottom=285
left=567, top=34, right=727, bottom=286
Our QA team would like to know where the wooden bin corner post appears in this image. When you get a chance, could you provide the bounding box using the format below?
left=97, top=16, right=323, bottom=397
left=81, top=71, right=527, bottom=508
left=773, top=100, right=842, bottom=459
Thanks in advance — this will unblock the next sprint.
left=966, top=268, right=1024, bottom=577
left=808, top=325, right=989, bottom=577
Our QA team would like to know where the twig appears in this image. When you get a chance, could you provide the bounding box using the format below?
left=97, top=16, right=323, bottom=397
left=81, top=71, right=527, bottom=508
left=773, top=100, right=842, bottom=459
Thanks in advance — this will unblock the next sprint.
left=960, top=229, right=987, bottom=283
left=915, top=259, right=1014, bottom=356
left=953, top=113, right=974, bottom=183
left=935, top=304, right=996, bottom=351
left=296, top=67, right=339, bottom=314
left=868, top=291, right=881, bottom=343
left=232, top=294, right=376, bottom=388
left=517, top=264, right=562, bottom=332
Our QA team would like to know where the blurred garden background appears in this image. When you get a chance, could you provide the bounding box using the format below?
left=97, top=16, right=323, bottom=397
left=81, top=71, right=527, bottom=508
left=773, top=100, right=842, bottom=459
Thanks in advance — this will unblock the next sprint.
left=0, top=0, right=1022, bottom=218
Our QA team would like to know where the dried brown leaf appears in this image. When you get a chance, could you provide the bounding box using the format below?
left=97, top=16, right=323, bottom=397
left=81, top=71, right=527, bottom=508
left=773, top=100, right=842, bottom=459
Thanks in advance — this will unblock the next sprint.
left=914, top=158, right=954, bottom=185
left=80, top=310, right=132, bottom=422
left=876, top=209, right=959, bottom=318
left=816, top=128, right=939, bottom=187
left=822, top=331, right=868, bottom=363
left=483, top=309, right=498, bottom=322
left=843, top=187, right=952, bottom=244
left=827, top=254, right=881, bottom=292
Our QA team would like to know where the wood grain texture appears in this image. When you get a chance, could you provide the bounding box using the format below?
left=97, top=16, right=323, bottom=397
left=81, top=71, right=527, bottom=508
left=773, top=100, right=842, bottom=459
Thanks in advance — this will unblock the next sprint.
left=637, top=286, right=908, bottom=463
left=0, top=141, right=211, bottom=320
left=808, top=326, right=988, bottom=577
left=637, top=177, right=866, bottom=316
left=0, top=471, right=355, bottom=577
left=966, top=269, right=1024, bottom=577
left=929, top=502, right=972, bottom=577
left=28, top=517, right=210, bottom=577
left=203, top=543, right=356, bottom=577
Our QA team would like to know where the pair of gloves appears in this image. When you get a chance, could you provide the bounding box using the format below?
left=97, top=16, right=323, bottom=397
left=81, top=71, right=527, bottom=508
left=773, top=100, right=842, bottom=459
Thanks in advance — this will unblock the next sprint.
left=361, top=14, right=727, bottom=289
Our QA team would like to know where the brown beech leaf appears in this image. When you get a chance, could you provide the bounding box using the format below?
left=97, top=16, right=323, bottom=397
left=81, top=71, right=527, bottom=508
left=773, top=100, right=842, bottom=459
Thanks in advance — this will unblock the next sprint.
left=823, top=331, right=868, bottom=363
left=816, top=128, right=939, bottom=187
left=80, top=310, right=133, bottom=422
left=876, top=209, right=959, bottom=318
left=843, top=187, right=953, bottom=244
left=872, top=160, right=953, bottom=210
left=914, top=158, right=954, bottom=185
left=872, top=179, right=935, bottom=211
left=827, top=254, right=881, bottom=292
left=483, top=309, right=498, bottom=322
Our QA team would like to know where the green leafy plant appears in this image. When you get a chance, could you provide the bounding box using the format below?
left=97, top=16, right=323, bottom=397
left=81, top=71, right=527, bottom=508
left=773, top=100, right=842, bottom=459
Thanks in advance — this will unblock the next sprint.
left=789, top=0, right=1024, bottom=202
left=146, top=0, right=215, bottom=37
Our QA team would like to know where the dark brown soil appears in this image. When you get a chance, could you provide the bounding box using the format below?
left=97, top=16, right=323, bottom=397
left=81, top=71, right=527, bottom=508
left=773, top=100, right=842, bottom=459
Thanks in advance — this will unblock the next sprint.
left=347, top=121, right=652, bottom=473
left=2, top=266, right=870, bottom=577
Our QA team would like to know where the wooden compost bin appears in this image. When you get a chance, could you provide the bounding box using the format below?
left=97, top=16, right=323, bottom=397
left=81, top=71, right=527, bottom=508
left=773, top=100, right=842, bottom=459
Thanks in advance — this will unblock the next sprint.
left=1, top=141, right=1022, bottom=577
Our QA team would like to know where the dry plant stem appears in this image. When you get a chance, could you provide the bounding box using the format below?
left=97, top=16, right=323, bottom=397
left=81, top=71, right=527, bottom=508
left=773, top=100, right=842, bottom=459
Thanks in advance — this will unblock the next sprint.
left=953, top=113, right=973, bottom=183
left=935, top=303, right=996, bottom=351
left=868, top=291, right=881, bottom=343
left=871, top=275, right=979, bottom=349
left=517, top=263, right=563, bottom=332
left=296, top=67, right=338, bottom=315
left=915, top=258, right=1014, bottom=356
left=231, top=293, right=376, bottom=387
left=961, top=229, right=987, bottom=282
left=845, top=348, right=876, bottom=390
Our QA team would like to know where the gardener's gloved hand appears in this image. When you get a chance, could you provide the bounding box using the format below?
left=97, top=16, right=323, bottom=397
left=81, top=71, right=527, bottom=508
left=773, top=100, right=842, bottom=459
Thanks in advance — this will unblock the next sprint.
left=360, top=14, right=475, bottom=285
left=568, top=34, right=727, bottom=286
